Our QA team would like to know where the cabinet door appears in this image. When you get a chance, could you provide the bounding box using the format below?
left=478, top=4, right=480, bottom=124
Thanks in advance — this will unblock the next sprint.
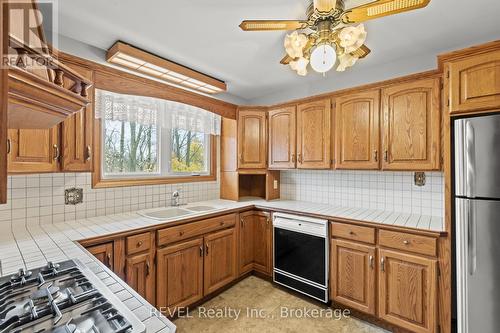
left=204, top=228, right=237, bottom=295
left=156, top=238, right=204, bottom=312
left=297, top=99, right=331, bottom=169
left=448, top=50, right=500, bottom=113
left=331, top=239, right=376, bottom=315
left=125, top=252, right=155, bottom=305
left=382, top=78, right=441, bottom=170
left=86, top=242, right=114, bottom=270
left=268, top=106, right=296, bottom=169
left=7, top=127, right=60, bottom=173
left=0, top=0, right=7, bottom=203
left=238, top=212, right=255, bottom=275
left=237, top=109, right=267, bottom=169
left=379, top=249, right=437, bottom=333
left=61, top=62, right=94, bottom=172
left=253, top=211, right=272, bottom=276
left=335, top=90, right=380, bottom=169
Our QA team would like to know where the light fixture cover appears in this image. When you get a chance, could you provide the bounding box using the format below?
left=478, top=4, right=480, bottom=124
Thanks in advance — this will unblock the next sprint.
left=284, top=31, right=308, bottom=59
left=310, top=43, right=337, bottom=74
left=290, top=57, right=309, bottom=76
left=339, top=24, right=367, bottom=53
left=337, top=53, right=359, bottom=71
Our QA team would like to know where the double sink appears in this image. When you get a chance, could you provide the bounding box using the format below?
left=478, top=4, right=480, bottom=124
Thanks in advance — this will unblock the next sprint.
left=138, top=205, right=218, bottom=220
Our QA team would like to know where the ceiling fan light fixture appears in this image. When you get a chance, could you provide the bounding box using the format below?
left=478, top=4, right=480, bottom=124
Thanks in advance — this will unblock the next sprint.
left=339, top=24, right=367, bottom=53
left=337, top=53, right=359, bottom=71
left=284, top=31, right=308, bottom=58
left=290, top=57, right=309, bottom=76
left=310, top=43, right=336, bottom=74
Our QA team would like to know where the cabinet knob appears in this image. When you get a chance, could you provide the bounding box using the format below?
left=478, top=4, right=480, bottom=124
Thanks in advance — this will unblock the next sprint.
left=137, top=241, right=143, bottom=247
left=179, top=231, right=184, bottom=236
left=349, top=231, right=355, bottom=236
left=220, top=221, right=225, bottom=226
left=403, top=240, right=410, bottom=245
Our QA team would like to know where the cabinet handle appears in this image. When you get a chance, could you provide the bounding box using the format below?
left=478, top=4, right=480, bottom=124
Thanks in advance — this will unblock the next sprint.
left=199, top=246, right=204, bottom=257
left=205, top=243, right=209, bottom=255
left=291, top=153, right=296, bottom=163
left=373, top=150, right=378, bottom=162
left=240, top=217, right=244, bottom=228
left=266, top=217, right=270, bottom=226
left=146, top=260, right=151, bottom=276
left=137, top=241, right=143, bottom=247
left=384, top=150, right=388, bottom=162
left=381, top=257, right=385, bottom=272
left=220, top=221, right=225, bottom=226
left=6, top=139, right=11, bottom=154
left=106, top=253, right=112, bottom=268
left=298, top=153, right=303, bottom=163
left=369, top=255, right=374, bottom=269
left=403, top=240, right=410, bottom=245
left=53, top=145, right=60, bottom=161
left=86, top=145, right=92, bottom=161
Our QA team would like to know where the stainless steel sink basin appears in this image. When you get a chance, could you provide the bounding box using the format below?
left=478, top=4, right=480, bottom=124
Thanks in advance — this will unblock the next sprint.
left=186, top=205, right=216, bottom=212
left=139, top=207, right=192, bottom=220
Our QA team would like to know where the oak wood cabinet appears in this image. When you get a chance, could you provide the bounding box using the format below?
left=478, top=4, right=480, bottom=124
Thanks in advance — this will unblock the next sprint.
left=331, top=239, right=376, bottom=315
left=378, top=249, right=438, bottom=333
left=156, top=237, right=204, bottom=312
left=335, top=90, right=380, bottom=170
left=125, top=252, right=155, bottom=305
left=268, top=106, right=296, bottom=169
left=297, top=99, right=331, bottom=169
left=86, top=242, right=114, bottom=271
left=0, top=0, right=7, bottom=203
left=204, top=228, right=237, bottom=295
left=7, top=127, right=60, bottom=173
left=237, top=108, right=267, bottom=169
left=446, top=49, right=500, bottom=114
left=238, top=211, right=272, bottom=277
left=381, top=78, right=441, bottom=170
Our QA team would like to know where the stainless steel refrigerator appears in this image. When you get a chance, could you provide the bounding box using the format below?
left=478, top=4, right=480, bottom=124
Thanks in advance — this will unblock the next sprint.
left=455, top=114, right=500, bottom=333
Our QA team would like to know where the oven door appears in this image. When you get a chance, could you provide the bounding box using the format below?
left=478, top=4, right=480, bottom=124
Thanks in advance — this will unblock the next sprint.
left=273, top=227, right=327, bottom=287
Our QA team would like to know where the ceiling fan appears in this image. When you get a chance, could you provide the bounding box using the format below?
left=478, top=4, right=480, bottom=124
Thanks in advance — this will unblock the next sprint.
left=239, top=0, right=431, bottom=76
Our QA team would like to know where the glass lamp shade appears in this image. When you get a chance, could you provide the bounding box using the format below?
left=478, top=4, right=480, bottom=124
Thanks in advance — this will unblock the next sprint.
left=290, top=57, right=309, bottom=76
left=310, top=43, right=337, bottom=74
left=284, top=31, right=308, bottom=58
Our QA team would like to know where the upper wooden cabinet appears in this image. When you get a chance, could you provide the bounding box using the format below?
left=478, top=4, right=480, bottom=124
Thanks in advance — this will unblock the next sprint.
left=7, top=127, right=60, bottom=173
left=446, top=50, right=500, bottom=114
left=297, top=99, right=331, bottom=169
left=335, top=90, right=380, bottom=170
left=381, top=78, right=441, bottom=171
left=378, top=249, right=438, bottom=333
left=237, top=108, right=267, bottom=169
left=268, top=106, right=296, bottom=169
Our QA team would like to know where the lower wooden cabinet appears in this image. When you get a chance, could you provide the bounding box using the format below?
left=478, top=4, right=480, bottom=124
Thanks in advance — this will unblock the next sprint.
left=204, top=228, right=237, bottom=295
left=378, top=249, right=437, bottom=333
left=331, top=239, right=376, bottom=315
left=238, top=211, right=272, bottom=276
left=125, top=252, right=155, bottom=305
left=156, top=237, right=204, bottom=312
left=86, top=242, right=114, bottom=270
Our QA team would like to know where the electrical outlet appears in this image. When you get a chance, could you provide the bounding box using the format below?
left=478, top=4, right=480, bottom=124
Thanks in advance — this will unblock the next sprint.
left=273, top=180, right=278, bottom=189
left=65, top=187, right=83, bottom=205
left=414, top=172, right=426, bottom=187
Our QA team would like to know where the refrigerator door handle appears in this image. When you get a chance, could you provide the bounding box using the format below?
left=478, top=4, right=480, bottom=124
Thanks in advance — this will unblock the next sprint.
left=467, top=199, right=477, bottom=275
left=465, top=121, right=476, bottom=198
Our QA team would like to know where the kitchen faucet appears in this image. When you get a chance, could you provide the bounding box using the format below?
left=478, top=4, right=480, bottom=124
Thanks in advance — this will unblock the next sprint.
left=171, top=190, right=181, bottom=206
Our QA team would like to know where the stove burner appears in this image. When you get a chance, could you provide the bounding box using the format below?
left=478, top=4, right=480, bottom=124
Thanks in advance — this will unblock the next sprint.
left=41, top=262, right=61, bottom=276
left=32, top=285, right=60, bottom=301
left=10, top=269, right=32, bottom=284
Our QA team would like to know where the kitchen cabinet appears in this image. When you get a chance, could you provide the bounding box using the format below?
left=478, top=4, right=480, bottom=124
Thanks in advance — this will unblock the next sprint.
left=335, top=90, right=380, bottom=170
left=61, top=61, right=94, bottom=172
left=296, top=99, right=331, bottom=169
left=331, top=239, right=376, bottom=315
left=7, top=127, right=60, bottom=173
left=378, top=249, right=437, bottom=333
left=446, top=49, right=500, bottom=114
left=156, top=238, right=204, bottom=312
left=204, top=228, right=237, bottom=295
left=125, top=252, right=155, bottom=305
left=268, top=106, right=296, bottom=169
left=238, top=211, right=272, bottom=277
left=237, top=108, right=267, bottom=169
left=381, top=78, right=441, bottom=170
left=86, top=242, right=114, bottom=270
left=0, top=0, right=7, bottom=203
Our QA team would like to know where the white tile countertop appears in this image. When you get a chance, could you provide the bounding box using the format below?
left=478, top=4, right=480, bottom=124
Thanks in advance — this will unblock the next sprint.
left=0, top=199, right=444, bottom=332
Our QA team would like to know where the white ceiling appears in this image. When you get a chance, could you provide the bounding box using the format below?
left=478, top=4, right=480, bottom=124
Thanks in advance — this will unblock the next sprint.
left=51, top=0, right=500, bottom=104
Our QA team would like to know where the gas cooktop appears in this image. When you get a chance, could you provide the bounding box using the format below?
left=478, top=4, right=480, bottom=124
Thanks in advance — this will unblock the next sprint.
left=0, top=259, right=145, bottom=333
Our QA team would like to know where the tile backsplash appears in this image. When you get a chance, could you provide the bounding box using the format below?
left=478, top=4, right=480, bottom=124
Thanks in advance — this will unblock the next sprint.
left=0, top=173, right=220, bottom=230
left=280, top=170, right=444, bottom=217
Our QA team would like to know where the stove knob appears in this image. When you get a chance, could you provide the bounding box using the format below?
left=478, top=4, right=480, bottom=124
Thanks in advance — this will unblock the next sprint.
left=46, top=262, right=60, bottom=270
left=18, top=268, right=26, bottom=276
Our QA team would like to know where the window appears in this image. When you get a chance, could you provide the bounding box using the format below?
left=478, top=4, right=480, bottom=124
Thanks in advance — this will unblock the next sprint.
left=94, top=89, right=219, bottom=186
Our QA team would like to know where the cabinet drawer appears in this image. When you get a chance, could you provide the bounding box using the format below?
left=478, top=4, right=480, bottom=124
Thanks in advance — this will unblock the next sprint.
left=331, top=222, right=375, bottom=244
left=126, top=232, right=151, bottom=255
left=157, top=214, right=236, bottom=246
left=379, top=230, right=437, bottom=257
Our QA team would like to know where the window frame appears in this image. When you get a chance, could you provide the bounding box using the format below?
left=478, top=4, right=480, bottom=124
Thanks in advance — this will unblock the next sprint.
left=92, top=119, right=217, bottom=189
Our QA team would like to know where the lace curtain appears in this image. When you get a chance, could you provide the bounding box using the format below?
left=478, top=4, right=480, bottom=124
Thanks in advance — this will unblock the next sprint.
left=94, top=89, right=221, bottom=135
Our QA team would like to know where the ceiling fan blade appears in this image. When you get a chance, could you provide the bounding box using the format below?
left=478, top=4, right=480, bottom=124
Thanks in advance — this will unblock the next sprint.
left=239, top=20, right=308, bottom=31
left=314, top=0, right=337, bottom=12
left=351, top=44, right=371, bottom=59
left=342, top=0, right=431, bottom=23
